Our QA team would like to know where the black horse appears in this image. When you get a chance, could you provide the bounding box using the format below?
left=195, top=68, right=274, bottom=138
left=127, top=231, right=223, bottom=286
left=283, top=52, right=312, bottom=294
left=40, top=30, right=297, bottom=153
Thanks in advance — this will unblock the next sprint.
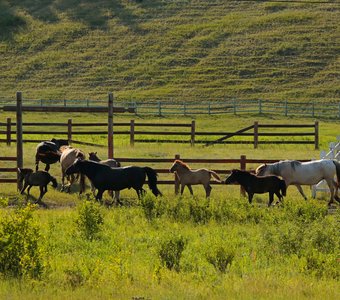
left=225, top=169, right=286, bottom=206
left=18, top=168, right=58, bottom=207
left=35, top=138, right=69, bottom=171
left=65, top=159, right=162, bottom=202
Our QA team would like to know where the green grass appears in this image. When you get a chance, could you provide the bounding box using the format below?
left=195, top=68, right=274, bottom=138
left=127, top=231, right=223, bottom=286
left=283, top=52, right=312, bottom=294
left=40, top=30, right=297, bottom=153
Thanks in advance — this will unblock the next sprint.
left=0, top=0, right=339, bottom=102
left=1, top=109, right=340, bottom=299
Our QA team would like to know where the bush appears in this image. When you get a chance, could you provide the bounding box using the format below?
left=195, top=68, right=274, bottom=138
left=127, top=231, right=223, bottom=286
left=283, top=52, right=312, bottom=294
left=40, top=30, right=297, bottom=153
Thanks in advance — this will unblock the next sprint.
left=140, top=194, right=165, bottom=221
left=75, top=201, right=104, bottom=241
left=206, top=245, right=235, bottom=273
left=159, top=235, right=186, bottom=272
left=0, top=204, right=45, bottom=278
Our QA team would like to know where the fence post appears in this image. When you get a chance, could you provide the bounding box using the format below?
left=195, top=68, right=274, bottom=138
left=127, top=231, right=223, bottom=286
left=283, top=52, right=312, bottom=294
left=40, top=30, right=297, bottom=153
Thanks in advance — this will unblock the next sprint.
left=183, top=102, right=186, bottom=116
left=16, top=92, right=23, bottom=191
left=108, top=93, right=114, bottom=159
left=311, top=102, right=315, bottom=118
left=208, top=102, right=211, bottom=115
left=130, top=119, right=135, bottom=147
left=190, top=120, right=195, bottom=146
left=314, top=121, right=319, bottom=150
left=64, top=99, right=66, bottom=107
left=6, top=118, right=11, bottom=146
left=254, top=121, right=258, bottom=149
left=240, top=155, right=246, bottom=196
left=258, top=99, right=262, bottom=114
left=158, top=101, right=162, bottom=117
left=174, top=154, right=180, bottom=195
left=285, top=100, right=288, bottom=117
left=67, top=119, right=72, bottom=144
left=233, top=99, right=237, bottom=115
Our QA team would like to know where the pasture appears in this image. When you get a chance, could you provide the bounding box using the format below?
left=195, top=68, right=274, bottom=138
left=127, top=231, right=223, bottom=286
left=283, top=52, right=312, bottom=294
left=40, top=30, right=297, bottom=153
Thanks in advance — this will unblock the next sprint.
left=0, top=113, right=339, bottom=299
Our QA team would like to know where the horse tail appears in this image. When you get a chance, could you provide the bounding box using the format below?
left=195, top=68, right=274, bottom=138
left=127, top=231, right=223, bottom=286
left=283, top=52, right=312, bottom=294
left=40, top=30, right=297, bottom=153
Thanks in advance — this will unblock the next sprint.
left=280, top=179, right=287, bottom=197
left=332, top=160, right=340, bottom=187
left=209, top=170, right=222, bottom=183
left=50, top=176, right=58, bottom=189
left=143, top=167, right=162, bottom=196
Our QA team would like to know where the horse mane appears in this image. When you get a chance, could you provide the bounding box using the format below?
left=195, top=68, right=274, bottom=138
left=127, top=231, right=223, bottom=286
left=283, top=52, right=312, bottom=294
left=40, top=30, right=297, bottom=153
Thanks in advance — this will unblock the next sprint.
left=175, top=159, right=191, bottom=170
left=60, top=145, right=71, bottom=151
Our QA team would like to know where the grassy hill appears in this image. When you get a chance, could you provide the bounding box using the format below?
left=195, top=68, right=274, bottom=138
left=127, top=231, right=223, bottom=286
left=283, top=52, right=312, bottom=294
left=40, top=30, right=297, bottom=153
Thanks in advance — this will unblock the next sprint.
left=0, top=0, right=339, bottom=102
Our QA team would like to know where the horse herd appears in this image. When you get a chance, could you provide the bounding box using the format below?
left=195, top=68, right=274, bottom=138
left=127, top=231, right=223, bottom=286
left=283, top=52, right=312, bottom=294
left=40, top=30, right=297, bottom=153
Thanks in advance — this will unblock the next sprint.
left=18, top=138, right=340, bottom=208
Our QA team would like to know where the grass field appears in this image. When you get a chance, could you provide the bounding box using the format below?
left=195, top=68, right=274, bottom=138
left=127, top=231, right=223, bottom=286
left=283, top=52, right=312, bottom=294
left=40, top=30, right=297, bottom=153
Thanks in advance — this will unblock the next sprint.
left=0, top=113, right=339, bottom=299
left=1, top=0, right=339, bottom=102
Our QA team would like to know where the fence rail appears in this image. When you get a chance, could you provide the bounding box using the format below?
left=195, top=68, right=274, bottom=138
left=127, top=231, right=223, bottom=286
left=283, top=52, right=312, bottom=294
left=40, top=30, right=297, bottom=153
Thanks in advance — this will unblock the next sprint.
left=1, top=98, right=339, bottom=118
left=0, top=119, right=318, bottom=149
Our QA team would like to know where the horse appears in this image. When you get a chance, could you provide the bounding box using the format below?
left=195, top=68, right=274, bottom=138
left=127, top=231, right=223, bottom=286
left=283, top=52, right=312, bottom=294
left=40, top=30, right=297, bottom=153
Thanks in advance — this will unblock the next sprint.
left=59, top=146, right=86, bottom=193
left=18, top=168, right=58, bottom=207
left=65, top=159, right=162, bottom=202
left=225, top=169, right=286, bottom=206
left=88, top=151, right=121, bottom=201
left=35, top=138, right=69, bottom=171
left=88, top=152, right=121, bottom=168
left=169, top=160, right=222, bottom=198
left=255, top=159, right=340, bottom=206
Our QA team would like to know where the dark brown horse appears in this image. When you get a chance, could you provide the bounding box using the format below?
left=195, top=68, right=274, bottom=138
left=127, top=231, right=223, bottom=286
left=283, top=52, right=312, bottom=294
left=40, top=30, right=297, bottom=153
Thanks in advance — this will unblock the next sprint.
left=18, top=168, right=58, bottom=207
left=35, top=138, right=69, bottom=171
left=225, top=169, right=286, bottom=206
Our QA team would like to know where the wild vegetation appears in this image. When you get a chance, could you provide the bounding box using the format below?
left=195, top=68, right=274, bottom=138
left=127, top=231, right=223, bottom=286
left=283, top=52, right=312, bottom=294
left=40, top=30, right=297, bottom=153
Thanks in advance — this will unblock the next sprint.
left=0, top=113, right=339, bottom=299
left=0, top=0, right=339, bottom=102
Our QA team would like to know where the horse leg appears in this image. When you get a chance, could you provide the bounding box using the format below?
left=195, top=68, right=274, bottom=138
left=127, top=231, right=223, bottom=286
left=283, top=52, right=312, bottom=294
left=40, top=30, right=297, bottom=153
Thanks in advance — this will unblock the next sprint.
left=332, top=179, right=340, bottom=203
left=274, top=191, right=283, bottom=205
left=96, top=189, right=104, bottom=204
left=20, top=182, right=28, bottom=194
left=295, top=185, right=307, bottom=200
left=180, top=184, right=186, bottom=195
left=325, top=178, right=335, bottom=206
left=248, top=193, right=254, bottom=204
left=268, top=192, right=274, bottom=207
left=204, top=184, right=212, bottom=198
left=114, top=191, right=123, bottom=206
left=44, top=164, right=50, bottom=172
left=26, top=185, right=32, bottom=200
left=187, top=185, right=194, bottom=195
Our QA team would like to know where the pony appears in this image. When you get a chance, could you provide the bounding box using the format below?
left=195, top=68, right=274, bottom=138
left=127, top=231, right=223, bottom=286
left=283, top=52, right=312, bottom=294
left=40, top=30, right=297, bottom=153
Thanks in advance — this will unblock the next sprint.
left=225, top=169, right=286, bottom=206
left=65, top=159, right=162, bottom=202
left=18, top=168, right=58, bottom=207
left=255, top=159, right=340, bottom=206
left=35, top=138, right=69, bottom=171
left=88, top=151, right=121, bottom=201
left=60, top=146, right=86, bottom=193
left=169, top=159, right=221, bottom=198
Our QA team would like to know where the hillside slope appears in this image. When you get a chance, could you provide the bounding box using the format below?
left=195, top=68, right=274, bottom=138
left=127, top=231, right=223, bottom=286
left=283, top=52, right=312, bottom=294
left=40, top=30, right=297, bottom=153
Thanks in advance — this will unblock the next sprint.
left=0, top=0, right=339, bottom=102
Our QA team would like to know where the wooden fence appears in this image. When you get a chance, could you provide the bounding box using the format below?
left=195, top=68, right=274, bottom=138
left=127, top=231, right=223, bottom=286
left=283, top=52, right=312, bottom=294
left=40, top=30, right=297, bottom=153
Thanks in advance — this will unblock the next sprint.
left=0, top=153, right=308, bottom=195
left=0, top=119, right=319, bottom=149
left=1, top=98, right=340, bottom=118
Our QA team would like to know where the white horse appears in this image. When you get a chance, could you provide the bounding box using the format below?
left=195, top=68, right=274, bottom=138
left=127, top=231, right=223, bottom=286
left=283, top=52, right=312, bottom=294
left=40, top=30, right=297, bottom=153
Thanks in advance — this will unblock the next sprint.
left=255, top=159, right=340, bottom=206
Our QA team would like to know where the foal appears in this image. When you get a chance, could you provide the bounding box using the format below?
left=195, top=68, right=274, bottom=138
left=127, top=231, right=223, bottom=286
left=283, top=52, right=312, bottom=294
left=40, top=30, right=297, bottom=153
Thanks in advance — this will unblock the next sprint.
left=18, top=168, right=58, bottom=207
left=225, top=169, right=286, bottom=206
left=169, top=160, right=222, bottom=198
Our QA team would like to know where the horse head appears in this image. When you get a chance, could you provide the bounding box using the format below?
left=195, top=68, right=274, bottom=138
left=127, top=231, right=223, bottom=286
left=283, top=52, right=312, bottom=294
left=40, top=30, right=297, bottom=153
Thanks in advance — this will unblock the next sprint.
left=225, top=169, right=240, bottom=184
left=18, top=168, right=33, bottom=183
left=51, top=138, right=69, bottom=148
left=88, top=152, right=98, bottom=160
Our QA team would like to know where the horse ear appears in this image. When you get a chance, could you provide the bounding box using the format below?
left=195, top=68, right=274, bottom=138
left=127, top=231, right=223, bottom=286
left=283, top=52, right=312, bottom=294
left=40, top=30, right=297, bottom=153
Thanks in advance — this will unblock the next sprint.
left=95, top=152, right=97, bottom=155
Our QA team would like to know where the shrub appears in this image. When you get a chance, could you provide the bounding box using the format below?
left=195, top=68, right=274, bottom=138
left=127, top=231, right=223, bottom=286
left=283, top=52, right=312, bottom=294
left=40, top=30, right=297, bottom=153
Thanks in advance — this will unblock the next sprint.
left=189, top=199, right=212, bottom=224
left=140, top=194, right=165, bottom=221
left=206, top=245, right=235, bottom=273
left=75, top=201, right=104, bottom=241
left=0, top=204, right=44, bottom=278
left=159, top=235, right=186, bottom=272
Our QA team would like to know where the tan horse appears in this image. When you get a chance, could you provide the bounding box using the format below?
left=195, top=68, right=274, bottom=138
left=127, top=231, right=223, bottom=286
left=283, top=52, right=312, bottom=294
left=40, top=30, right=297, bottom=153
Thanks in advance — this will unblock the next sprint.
left=60, top=146, right=86, bottom=193
left=169, top=160, right=222, bottom=198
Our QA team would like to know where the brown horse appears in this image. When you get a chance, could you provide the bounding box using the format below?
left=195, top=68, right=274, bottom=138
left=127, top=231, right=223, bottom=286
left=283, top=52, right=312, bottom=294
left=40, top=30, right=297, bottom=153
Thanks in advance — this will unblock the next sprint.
left=169, top=160, right=222, bottom=198
left=88, top=152, right=121, bottom=202
left=60, top=146, right=86, bottom=193
left=225, top=169, right=286, bottom=206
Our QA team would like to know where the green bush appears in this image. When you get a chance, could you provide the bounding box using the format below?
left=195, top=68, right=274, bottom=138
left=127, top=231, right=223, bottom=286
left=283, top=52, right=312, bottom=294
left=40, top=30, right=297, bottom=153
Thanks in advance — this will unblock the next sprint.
left=140, top=194, right=165, bottom=221
left=0, top=204, right=45, bottom=278
left=206, top=244, right=235, bottom=273
left=159, top=235, right=186, bottom=272
left=75, top=201, right=104, bottom=241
